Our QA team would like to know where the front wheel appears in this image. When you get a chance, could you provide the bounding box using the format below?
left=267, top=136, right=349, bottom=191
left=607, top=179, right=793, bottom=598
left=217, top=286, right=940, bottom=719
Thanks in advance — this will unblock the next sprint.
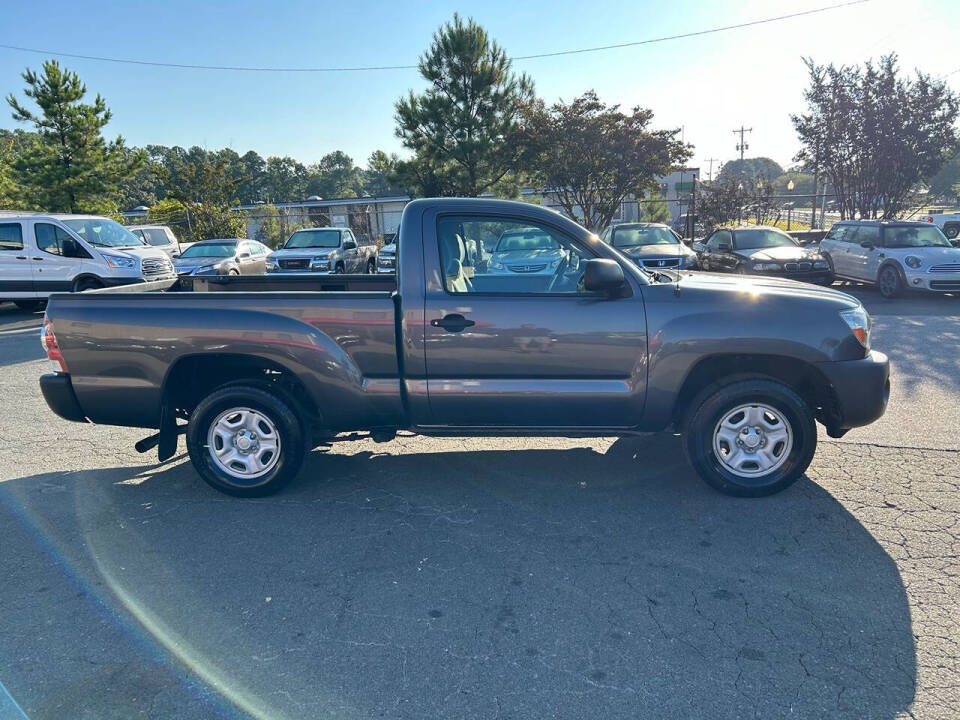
left=944, top=223, right=959, bottom=240
left=333, top=262, right=345, bottom=274
left=186, top=385, right=306, bottom=497
left=73, top=277, right=103, bottom=293
left=366, top=259, right=376, bottom=274
left=684, top=379, right=817, bottom=497
left=877, top=264, right=903, bottom=299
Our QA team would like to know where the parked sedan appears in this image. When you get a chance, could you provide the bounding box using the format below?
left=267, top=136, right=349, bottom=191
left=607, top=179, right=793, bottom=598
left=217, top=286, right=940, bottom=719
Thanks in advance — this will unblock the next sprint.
left=697, top=226, right=833, bottom=285
left=172, top=239, right=269, bottom=276
left=600, top=223, right=699, bottom=270
left=488, top=228, right=566, bottom=275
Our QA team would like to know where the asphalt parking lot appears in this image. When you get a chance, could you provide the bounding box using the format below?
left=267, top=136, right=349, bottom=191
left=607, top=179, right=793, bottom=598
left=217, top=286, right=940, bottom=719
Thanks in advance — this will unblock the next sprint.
left=0, top=287, right=958, bottom=719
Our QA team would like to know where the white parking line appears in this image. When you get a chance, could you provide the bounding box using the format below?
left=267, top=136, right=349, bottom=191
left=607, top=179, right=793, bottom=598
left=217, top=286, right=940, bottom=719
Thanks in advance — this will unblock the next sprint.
left=0, top=325, right=41, bottom=337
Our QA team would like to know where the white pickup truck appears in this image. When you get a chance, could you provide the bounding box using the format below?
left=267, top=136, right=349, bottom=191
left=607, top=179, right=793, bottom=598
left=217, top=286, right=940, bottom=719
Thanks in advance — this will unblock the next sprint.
left=0, top=212, right=175, bottom=311
left=921, top=212, right=960, bottom=241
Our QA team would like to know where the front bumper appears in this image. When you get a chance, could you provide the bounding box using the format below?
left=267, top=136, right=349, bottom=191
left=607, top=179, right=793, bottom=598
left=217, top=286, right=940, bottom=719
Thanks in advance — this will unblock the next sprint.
left=39, top=373, right=87, bottom=423
left=266, top=267, right=333, bottom=274
left=903, top=270, right=960, bottom=292
left=816, top=350, right=890, bottom=434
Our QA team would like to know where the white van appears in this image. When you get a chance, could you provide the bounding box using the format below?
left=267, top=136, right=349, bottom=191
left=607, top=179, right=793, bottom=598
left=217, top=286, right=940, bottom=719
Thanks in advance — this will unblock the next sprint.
left=0, top=212, right=175, bottom=311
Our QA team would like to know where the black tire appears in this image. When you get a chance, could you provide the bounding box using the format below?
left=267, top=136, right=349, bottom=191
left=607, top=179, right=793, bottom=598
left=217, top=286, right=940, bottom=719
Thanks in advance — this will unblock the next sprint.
left=13, top=299, right=44, bottom=312
left=228, top=269, right=240, bottom=276
left=73, top=277, right=103, bottom=293
left=186, top=385, right=306, bottom=497
left=877, top=264, right=904, bottom=299
left=366, top=259, right=376, bottom=274
left=944, top=223, right=959, bottom=240
left=334, top=262, right=345, bottom=274
left=683, top=379, right=817, bottom=497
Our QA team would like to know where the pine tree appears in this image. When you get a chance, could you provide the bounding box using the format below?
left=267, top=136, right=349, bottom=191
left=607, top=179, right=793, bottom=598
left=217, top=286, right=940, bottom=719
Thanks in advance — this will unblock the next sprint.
left=395, top=14, right=535, bottom=197
left=7, top=60, right=141, bottom=213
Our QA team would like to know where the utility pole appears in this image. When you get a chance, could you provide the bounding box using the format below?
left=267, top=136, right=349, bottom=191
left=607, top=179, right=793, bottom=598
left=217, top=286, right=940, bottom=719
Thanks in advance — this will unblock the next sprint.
left=811, top=140, right=819, bottom=230
left=732, top=126, right=752, bottom=161
left=704, top=157, right=719, bottom=182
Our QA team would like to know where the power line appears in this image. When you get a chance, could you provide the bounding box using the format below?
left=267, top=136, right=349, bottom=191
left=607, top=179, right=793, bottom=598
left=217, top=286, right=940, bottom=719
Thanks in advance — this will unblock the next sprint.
left=0, top=1, right=869, bottom=74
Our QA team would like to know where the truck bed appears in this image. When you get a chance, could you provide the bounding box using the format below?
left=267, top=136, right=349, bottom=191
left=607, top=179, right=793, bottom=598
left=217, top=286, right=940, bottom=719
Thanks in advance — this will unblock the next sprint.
left=47, top=275, right=404, bottom=430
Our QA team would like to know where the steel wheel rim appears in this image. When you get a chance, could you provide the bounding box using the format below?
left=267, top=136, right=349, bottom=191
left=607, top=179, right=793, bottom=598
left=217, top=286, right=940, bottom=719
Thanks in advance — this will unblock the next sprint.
left=207, top=407, right=281, bottom=483
left=713, top=403, right=793, bottom=479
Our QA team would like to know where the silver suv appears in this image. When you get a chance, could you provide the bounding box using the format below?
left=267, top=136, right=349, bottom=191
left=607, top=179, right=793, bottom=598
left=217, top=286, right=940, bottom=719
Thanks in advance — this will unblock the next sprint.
left=819, top=220, right=960, bottom=298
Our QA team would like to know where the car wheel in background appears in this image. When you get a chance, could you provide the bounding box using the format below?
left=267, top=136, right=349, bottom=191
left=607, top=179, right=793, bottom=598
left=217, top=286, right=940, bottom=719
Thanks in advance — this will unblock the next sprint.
left=366, top=259, right=376, bottom=274
left=334, top=262, right=345, bottom=274
left=877, top=264, right=904, bottom=299
left=72, top=277, right=103, bottom=293
left=186, top=385, right=306, bottom=497
left=13, top=299, right=45, bottom=312
left=228, top=269, right=240, bottom=276
left=943, top=223, right=959, bottom=239
left=683, top=379, right=816, bottom=497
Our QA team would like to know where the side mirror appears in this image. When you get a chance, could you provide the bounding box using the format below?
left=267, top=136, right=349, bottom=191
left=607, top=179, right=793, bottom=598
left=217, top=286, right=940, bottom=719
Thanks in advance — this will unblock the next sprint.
left=681, top=238, right=693, bottom=247
left=583, top=258, right=626, bottom=294
left=172, top=252, right=180, bottom=259
left=860, top=241, right=875, bottom=250
left=717, top=243, right=731, bottom=252
left=343, top=241, right=356, bottom=250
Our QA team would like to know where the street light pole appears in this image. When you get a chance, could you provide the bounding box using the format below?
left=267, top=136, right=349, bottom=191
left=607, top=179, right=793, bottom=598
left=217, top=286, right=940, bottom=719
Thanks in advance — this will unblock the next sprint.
left=786, top=179, right=795, bottom=231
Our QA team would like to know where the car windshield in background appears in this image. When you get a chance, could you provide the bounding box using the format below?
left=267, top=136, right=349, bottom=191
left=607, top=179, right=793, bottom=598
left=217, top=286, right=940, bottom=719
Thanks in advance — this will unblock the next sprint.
left=141, top=229, right=171, bottom=246
left=179, top=243, right=236, bottom=258
left=284, top=230, right=340, bottom=249
left=612, top=227, right=678, bottom=247
left=885, top=226, right=952, bottom=248
left=735, top=229, right=797, bottom=250
left=495, top=231, right=558, bottom=252
left=63, top=218, right=146, bottom=248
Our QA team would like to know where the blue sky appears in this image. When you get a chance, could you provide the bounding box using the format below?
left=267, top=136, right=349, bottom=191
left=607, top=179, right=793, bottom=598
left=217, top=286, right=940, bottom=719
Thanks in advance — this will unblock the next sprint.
left=1, top=0, right=958, bottom=176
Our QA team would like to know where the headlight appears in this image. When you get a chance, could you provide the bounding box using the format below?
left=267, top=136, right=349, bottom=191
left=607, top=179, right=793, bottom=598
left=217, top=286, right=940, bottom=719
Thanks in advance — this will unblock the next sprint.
left=681, top=254, right=699, bottom=269
left=905, top=255, right=922, bottom=269
left=813, top=260, right=829, bottom=269
left=840, top=307, right=871, bottom=349
left=752, top=262, right=781, bottom=271
left=265, top=257, right=278, bottom=268
left=310, top=257, right=330, bottom=269
left=102, top=253, right=138, bottom=269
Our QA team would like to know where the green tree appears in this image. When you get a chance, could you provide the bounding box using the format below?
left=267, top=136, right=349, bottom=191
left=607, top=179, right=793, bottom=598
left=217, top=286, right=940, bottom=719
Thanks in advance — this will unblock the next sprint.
left=926, top=153, right=960, bottom=202
left=163, top=150, right=246, bottom=242
left=363, top=150, right=402, bottom=196
left=792, top=54, right=959, bottom=218
left=6, top=60, right=141, bottom=213
left=395, top=14, right=535, bottom=197
left=307, top=151, right=363, bottom=199
left=717, top=158, right=784, bottom=186
left=642, top=194, right=671, bottom=223
left=523, top=90, right=690, bottom=230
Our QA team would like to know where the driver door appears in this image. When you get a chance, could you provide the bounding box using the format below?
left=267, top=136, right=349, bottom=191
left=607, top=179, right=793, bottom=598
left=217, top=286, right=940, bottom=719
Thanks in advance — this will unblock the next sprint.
left=421, top=211, right=648, bottom=429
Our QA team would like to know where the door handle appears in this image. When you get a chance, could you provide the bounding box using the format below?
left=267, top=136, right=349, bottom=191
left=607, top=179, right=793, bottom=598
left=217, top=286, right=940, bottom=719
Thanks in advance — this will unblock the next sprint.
left=15, top=256, right=27, bottom=260
left=430, top=314, right=475, bottom=332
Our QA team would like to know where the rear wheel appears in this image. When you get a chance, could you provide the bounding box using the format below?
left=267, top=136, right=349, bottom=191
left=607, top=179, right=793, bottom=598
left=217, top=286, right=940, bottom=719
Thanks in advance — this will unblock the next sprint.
left=186, top=385, right=306, bottom=497
left=943, top=223, right=959, bottom=240
left=366, top=258, right=376, bottom=274
left=877, top=264, right=903, bottom=299
left=684, top=379, right=816, bottom=497
left=334, top=262, right=345, bottom=274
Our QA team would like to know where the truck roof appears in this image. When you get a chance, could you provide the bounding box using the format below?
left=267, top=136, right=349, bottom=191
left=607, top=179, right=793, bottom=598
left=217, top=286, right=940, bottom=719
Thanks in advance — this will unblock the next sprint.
left=0, top=211, right=114, bottom=221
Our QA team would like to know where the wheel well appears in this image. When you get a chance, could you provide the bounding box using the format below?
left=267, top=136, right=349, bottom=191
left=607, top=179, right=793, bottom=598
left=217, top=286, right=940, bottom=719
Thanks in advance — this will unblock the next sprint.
left=878, top=259, right=905, bottom=280
left=672, top=354, right=837, bottom=430
left=163, top=354, right=317, bottom=424
left=73, top=273, right=105, bottom=289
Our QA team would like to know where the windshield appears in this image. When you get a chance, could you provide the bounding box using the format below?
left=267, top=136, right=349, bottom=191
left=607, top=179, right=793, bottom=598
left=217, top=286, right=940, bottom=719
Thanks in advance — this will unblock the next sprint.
left=884, top=226, right=952, bottom=248
left=284, top=229, right=340, bottom=249
left=495, top=231, right=558, bottom=252
left=735, top=229, right=797, bottom=250
left=612, top=226, right=678, bottom=248
left=63, top=218, right=146, bottom=248
left=179, top=243, right=236, bottom=258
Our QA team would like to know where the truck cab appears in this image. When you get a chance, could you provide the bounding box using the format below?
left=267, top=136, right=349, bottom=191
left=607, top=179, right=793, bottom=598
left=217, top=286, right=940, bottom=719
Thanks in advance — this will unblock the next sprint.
left=266, top=227, right=377, bottom=274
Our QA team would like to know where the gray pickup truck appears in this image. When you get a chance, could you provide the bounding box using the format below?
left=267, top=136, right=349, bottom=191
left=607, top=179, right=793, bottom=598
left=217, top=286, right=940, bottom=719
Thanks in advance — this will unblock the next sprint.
left=39, top=198, right=890, bottom=498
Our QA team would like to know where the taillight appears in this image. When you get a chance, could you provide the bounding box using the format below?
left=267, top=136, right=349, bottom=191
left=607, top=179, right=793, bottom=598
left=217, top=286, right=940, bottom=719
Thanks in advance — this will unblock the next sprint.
left=40, top=315, right=68, bottom=373
left=927, top=217, right=934, bottom=223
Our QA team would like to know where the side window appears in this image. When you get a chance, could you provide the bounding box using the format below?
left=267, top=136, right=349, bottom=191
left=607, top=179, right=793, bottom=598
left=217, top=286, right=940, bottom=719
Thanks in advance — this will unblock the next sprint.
left=436, top=215, right=597, bottom=295
left=0, top=223, right=24, bottom=251
left=143, top=229, right=169, bottom=246
left=707, top=230, right=731, bottom=251
left=343, top=231, right=355, bottom=246
left=826, top=224, right=850, bottom=243
left=35, top=224, right=81, bottom=257
left=857, top=225, right=881, bottom=246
